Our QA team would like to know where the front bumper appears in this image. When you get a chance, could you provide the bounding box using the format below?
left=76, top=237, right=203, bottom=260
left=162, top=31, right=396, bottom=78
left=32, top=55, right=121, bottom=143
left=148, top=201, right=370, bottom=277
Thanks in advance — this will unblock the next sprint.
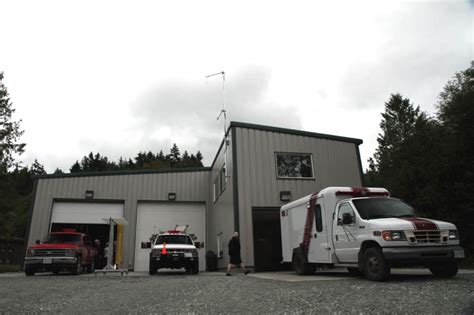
left=150, top=254, right=198, bottom=269
left=382, top=246, right=464, bottom=266
left=24, top=256, right=77, bottom=269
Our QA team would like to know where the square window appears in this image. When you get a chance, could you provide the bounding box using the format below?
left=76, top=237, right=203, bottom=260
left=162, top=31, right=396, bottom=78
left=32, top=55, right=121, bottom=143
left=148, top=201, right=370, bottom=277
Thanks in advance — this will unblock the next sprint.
left=275, top=153, right=314, bottom=179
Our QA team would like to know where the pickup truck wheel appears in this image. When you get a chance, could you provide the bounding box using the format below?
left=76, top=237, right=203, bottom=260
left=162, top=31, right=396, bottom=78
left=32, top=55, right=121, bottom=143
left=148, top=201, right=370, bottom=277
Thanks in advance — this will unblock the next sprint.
left=362, top=247, right=390, bottom=281
left=429, top=260, right=458, bottom=278
left=24, top=266, right=36, bottom=276
left=72, top=256, right=82, bottom=275
left=292, top=249, right=316, bottom=275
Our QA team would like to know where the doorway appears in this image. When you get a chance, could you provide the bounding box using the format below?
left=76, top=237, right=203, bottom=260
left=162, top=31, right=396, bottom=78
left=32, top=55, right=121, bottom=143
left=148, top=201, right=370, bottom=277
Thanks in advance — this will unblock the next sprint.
left=252, top=207, right=285, bottom=272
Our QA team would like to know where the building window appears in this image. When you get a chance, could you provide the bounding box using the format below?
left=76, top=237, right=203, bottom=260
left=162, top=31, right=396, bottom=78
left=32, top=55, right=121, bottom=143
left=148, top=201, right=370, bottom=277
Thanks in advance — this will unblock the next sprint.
left=275, top=152, right=314, bottom=179
left=213, top=177, right=219, bottom=203
left=220, top=164, right=227, bottom=193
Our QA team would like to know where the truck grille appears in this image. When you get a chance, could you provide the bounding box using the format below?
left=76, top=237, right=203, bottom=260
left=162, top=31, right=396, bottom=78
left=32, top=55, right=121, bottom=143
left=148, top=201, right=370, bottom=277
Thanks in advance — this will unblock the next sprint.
left=33, top=249, right=68, bottom=257
left=413, top=231, right=441, bottom=244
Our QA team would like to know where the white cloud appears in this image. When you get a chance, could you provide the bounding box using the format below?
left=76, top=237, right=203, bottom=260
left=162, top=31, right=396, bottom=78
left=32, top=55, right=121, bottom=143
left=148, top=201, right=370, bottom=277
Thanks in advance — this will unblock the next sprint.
left=0, top=0, right=472, bottom=172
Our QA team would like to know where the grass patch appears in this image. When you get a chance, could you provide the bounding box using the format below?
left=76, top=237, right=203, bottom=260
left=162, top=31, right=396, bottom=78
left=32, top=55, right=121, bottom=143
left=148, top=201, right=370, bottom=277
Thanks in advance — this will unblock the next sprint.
left=0, top=264, right=20, bottom=273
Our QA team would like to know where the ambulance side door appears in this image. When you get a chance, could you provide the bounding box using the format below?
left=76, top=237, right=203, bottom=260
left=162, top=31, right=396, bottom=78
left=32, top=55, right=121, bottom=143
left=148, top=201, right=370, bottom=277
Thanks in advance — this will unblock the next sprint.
left=307, top=204, right=330, bottom=262
left=333, top=202, right=360, bottom=262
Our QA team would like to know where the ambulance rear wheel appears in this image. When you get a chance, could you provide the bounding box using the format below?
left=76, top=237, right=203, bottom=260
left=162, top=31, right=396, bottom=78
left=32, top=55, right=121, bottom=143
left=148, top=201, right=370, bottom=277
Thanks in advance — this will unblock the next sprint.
left=292, top=249, right=316, bottom=275
left=362, top=247, right=390, bottom=281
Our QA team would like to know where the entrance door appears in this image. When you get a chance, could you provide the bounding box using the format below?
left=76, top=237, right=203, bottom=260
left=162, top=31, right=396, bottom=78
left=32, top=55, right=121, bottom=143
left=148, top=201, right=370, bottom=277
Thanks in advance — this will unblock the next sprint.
left=252, top=208, right=284, bottom=272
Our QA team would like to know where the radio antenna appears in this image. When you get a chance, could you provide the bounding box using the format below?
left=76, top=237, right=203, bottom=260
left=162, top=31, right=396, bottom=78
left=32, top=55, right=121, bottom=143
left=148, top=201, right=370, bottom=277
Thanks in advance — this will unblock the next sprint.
left=205, top=71, right=226, bottom=134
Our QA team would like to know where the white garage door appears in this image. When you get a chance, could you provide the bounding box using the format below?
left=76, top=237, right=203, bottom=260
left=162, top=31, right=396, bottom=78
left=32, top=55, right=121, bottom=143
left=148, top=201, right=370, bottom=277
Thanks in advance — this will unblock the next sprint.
left=134, top=202, right=206, bottom=272
left=51, top=202, right=124, bottom=224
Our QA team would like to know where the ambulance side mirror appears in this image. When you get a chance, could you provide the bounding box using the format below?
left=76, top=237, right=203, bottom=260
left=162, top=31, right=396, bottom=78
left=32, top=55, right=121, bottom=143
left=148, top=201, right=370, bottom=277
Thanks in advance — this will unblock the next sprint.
left=342, top=213, right=354, bottom=225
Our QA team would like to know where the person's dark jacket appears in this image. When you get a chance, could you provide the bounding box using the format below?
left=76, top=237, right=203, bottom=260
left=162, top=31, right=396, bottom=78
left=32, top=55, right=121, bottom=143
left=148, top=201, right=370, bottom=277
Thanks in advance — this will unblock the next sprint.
left=228, top=237, right=240, bottom=257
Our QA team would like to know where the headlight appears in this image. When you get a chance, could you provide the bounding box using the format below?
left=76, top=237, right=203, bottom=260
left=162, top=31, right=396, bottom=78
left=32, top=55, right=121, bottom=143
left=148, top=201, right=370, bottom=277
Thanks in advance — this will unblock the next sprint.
left=66, top=248, right=76, bottom=256
left=382, top=231, right=406, bottom=241
left=449, top=230, right=459, bottom=240
left=26, top=248, right=34, bottom=256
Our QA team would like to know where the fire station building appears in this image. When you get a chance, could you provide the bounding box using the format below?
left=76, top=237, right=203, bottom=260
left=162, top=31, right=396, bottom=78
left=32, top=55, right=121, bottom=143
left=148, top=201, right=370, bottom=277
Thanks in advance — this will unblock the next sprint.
left=26, top=122, right=363, bottom=272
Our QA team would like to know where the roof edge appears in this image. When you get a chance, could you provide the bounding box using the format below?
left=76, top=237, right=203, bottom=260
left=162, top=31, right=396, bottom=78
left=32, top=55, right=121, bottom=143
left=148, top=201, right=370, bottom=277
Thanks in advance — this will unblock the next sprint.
left=35, top=166, right=211, bottom=180
left=229, top=121, right=363, bottom=145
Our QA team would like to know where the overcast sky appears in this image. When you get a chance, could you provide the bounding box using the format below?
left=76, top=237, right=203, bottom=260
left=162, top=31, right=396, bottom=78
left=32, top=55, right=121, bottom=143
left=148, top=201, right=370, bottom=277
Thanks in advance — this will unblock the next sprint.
left=1, top=0, right=472, bottom=173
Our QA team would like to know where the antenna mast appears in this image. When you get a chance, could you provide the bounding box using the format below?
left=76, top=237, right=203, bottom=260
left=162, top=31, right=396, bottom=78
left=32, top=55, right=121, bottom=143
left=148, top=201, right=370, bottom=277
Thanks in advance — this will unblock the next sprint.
left=205, top=71, right=226, bottom=134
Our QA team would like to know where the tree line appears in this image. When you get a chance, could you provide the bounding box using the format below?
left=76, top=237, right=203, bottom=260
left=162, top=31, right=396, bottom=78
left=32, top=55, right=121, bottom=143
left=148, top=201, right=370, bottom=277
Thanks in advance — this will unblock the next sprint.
left=365, top=63, right=474, bottom=259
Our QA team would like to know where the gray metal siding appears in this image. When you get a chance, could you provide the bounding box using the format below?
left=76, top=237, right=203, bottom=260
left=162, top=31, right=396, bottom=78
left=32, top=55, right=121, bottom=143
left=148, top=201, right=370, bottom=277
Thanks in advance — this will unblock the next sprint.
left=235, top=127, right=362, bottom=265
left=28, top=171, right=209, bottom=269
left=207, top=134, right=235, bottom=269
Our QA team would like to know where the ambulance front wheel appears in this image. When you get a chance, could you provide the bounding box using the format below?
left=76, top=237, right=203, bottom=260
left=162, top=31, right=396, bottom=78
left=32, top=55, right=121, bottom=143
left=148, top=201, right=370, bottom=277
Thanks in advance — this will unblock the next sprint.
left=361, top=247, right=390, bottom=281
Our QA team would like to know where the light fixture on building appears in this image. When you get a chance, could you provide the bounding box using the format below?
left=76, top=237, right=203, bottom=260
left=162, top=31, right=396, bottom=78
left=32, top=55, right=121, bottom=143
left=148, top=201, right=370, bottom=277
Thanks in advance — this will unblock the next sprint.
left=85, top=190, right=94, bottom=199
left=168, top=192, right=177, bottom=201
left=280, top=191, right=291, bottom=202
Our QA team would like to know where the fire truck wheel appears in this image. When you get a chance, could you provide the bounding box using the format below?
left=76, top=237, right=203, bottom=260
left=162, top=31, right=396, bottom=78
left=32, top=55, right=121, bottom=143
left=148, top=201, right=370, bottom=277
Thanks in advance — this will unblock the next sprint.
left=429, top=260, right=458, bottom=278
left=362, top=247, right=390, bottom=281
left=72, top=256, right=82, bottom=275
left=24, top=266, right=36, bottom=276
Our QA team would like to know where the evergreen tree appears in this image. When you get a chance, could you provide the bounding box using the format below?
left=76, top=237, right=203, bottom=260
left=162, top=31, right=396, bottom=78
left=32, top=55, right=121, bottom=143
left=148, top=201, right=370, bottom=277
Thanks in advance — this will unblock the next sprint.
left=169, top=143, right=180, bottom=166
left=30, top=159, right=46, bottom=176
left=70, top=161, right=81, bottom=173
left=0, top=72, right=25, bottom=173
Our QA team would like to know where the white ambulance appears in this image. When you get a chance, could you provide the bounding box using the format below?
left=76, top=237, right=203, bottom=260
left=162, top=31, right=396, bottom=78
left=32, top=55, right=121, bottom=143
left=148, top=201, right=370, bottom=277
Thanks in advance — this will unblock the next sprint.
left=280, top=187, right=465, bottom=281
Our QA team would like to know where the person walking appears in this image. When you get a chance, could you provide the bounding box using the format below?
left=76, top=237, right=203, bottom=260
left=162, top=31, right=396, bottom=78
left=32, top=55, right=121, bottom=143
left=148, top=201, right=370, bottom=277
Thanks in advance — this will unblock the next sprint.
left=226, top=232, right=250, bottom=276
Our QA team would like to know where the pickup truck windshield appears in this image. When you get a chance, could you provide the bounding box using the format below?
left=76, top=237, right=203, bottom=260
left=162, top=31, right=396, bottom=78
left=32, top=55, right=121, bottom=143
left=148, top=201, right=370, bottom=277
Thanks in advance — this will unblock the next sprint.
left=352, top=198, right=415, bottom=220
left=155, top=235, right=193, bottom=245
left=42, top=234, right=81, bottom=244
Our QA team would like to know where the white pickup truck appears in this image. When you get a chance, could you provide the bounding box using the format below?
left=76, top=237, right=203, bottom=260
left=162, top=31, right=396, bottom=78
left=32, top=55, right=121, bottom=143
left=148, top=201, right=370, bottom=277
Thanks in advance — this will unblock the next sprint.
left=280, top=187, right=465, bottom=281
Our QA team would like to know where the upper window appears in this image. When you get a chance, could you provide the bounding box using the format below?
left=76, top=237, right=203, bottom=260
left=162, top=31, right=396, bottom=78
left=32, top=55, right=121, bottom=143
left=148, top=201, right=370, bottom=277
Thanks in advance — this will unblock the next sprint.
left=275, top=153, right=314, bottom=179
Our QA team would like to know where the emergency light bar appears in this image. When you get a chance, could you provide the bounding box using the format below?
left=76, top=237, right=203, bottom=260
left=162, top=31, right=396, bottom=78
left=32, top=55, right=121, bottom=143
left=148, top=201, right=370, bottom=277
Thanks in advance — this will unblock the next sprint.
left=335, top=187, right=389, bottom=197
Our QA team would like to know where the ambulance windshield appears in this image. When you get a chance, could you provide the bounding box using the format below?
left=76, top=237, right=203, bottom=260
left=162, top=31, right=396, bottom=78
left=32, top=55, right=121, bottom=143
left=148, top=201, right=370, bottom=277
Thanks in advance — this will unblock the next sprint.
left=352, top=198, right=415, bottom=220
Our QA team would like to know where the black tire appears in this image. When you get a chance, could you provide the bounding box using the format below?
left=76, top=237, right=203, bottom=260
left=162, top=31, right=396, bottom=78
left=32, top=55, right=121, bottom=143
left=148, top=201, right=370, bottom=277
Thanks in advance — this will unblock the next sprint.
left=429, top=260, right=458, bottom=278
left=24, top=266, right=36, bottom=276
left=87, top=260, right=95, bottom=273
left=149, top=260, right=157, bottom=275
left=347, top=267, right=361, bottom=277
left=292, top=248, right=316, bottom=275
left=361, top=247, right=390, bottom=282
left=191, top=262, right=199, bottom=275
left=71, top=256, right=82, bottom=275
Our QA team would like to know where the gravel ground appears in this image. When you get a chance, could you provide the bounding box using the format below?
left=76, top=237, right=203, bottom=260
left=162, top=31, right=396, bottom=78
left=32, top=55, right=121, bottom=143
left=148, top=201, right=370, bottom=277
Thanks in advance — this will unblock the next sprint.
left=1, top=270, right=473, bottom=314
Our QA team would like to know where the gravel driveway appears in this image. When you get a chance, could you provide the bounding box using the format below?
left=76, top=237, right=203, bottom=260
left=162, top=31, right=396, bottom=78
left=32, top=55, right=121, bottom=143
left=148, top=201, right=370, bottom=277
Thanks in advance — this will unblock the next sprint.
left=1, top=269, right=473, bottom=314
